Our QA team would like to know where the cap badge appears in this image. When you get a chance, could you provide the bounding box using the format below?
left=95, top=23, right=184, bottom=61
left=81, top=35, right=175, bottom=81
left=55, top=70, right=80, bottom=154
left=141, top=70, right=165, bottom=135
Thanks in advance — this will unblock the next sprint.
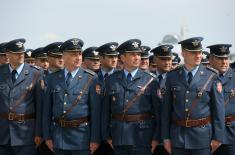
left=27, top=51, right=32, bottom=57
left=162, top=46, right=169, bottom=52
left=93, top=51, right=99, bottom=56
left=71, top=39, right=79, bottom=46
left=202, top=53, right=207, bottom=59
left=132, top=42, right=139, bottom=48
left=16, top=41, right=23, bottom=48
left=192, top=40, right=200, bottom=47
left=110, top=45, right=117, bottom=51
left=220, top=46, right=227, bottom=53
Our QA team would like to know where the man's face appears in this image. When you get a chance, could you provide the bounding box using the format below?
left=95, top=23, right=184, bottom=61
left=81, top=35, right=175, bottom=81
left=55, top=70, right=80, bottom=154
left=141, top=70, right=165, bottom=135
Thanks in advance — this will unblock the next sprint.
left=182, top=50, right=202, bottom=67
left=155, top=56, right=172, bottom=73
left=83, top=58, right=100, bottom=71
left=209, top=55, right=230, bottom=74
left=140, top=58, right=149, bottom=71
left=120, top=52, right=141, bottom=70
left=0, top=54, right=9, bottom=64
left=100, top=55, right=118, bottom=70
left=6, top=52, right=24, bottom=66
left=48, top=56, right=64, bottom=70
left=35, top=58, right=49, bottom=70
left=63, top=51, right=82, bottom=69
left=25, top=59, right=35, bottom=65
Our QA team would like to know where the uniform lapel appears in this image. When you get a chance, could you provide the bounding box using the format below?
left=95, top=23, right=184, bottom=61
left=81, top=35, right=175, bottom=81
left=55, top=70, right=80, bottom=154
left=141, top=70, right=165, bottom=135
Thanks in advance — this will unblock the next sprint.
left=189, top=65, right=205, bottom=88
left=13, top=64, right=29, bottom=87
left=2, top=65, right=13, bottom=88
left=128, top=69, right=142, bottom=87
left=57, top=69, right=66, bottom=90
left=68, top=68, right=83, bottom=90
left=178, top=67, right=188, bottom=87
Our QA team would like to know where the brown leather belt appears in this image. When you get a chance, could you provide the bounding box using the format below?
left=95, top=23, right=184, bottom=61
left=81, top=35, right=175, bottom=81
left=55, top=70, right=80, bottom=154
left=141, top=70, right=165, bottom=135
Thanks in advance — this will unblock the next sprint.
left=0, top=112, right=35, bottom=122
left=112, top=113, right=153, bottom=122
left=172, top=116, right=211, bottom=127
left=225, top=115, right=235, bottom=126
left=54, top=116, right=89, bottom=128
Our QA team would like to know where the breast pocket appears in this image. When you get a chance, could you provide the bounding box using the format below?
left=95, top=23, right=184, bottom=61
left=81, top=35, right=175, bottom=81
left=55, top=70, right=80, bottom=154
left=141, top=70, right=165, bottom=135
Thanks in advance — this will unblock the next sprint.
left=51, top=86, right=63, bottom=102
left=73, top=88, right=89, bottom=104
left=0, top=84, right=9, bottom=96
left=109, top=88, right=119, bottom=104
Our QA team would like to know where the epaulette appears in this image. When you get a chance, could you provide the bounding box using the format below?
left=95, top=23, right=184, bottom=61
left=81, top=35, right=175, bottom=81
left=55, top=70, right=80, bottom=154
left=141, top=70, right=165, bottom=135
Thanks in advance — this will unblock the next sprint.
left=30, top=65, right=41, bottom=70
left=206, top=66, right=219, bottom=74
left=144, top=70, right=157, bottom=78
left=84, top=69, right=96, bottom=76
left=169, top=65, right=183, bottom=73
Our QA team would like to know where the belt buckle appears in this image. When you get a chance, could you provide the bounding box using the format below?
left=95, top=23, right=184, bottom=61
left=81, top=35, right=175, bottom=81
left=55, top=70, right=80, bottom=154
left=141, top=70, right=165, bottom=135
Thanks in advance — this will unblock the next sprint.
left=18, top=114, right=25, bottom=123
left=185, top=119, right=190, bottom=127
left=59, top=119, right=66, bottom=127
left=8, top=112, right=14, bottom=121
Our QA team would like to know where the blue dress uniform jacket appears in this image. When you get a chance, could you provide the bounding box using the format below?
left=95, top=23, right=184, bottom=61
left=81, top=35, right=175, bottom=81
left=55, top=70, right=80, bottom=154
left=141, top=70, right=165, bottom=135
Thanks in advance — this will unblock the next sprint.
left=43, top=68, right=101, bottom=150
left=102, top=69, right=161, bottom=146
left=220, top=68, right=235, bottom=144
left=0, top=63, right=43, bottom=146
left=162, top=64, right=225, bottom=149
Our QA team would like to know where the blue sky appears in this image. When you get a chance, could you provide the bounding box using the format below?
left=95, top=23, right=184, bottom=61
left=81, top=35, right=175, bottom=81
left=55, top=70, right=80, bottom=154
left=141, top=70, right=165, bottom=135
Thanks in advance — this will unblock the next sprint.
left=1, top=0, right=234, bottom=53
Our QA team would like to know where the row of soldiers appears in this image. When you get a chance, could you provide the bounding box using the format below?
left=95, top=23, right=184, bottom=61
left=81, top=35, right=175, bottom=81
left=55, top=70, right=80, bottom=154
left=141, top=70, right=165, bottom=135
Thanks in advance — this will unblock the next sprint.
left=0, top=37, right=234, bottom=155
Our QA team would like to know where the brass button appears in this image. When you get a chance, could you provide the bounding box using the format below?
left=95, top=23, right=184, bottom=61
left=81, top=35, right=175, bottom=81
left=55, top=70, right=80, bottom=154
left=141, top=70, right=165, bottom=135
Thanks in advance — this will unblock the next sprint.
left=185, top=108, right=189, bottom=112
left=185, top=99, right=189, bottom=102
left=64, top=102, right=67, bottom=105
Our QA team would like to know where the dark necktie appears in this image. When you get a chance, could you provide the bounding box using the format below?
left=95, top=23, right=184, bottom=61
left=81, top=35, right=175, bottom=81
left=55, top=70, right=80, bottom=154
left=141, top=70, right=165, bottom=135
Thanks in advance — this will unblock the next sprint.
left=66, top=72, right=72, bottom=87
left=127, top=73, right=132, bottom=83
left=12, top=70, right=17, bottom=83
left=104, top=73, right=108, bottom=80
left=158, top=74, right=163, bottom=85
left=187, top=72, right=193, bottom=84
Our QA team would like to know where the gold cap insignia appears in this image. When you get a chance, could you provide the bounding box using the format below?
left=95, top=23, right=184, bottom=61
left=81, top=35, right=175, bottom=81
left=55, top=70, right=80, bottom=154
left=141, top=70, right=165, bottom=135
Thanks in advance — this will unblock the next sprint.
left=27, top=51, right=32, bottom=57
left=71, top=39, right=79, bottom=46
left=110, top=45, right=117, bottom=51
left=220, top=46, right=227, bottom=52
left=16, top=41, right=23, bottom=48
left=202, top=53, right=207, bottom=59
left=132, top=42, right=139, bottom=48
left=93, top=51, right=99, bottom=56
left=192, top=40, right=200, bottom=47
left=162, top=46, right=169, bottom=52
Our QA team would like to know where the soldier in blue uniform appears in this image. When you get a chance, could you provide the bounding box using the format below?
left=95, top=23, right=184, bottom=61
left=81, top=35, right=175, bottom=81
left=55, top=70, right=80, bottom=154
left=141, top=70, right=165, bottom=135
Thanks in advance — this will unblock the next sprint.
left=25, top=49, right=35, bottom=65
left=0, top=38, right=43, bottom=155
left=43, top=38, right=101, bottom=155
left=44, top=42, right=64, bottom=73
left=0, top=42, right=9, bottom=65
left=162, top=37, right=225, bottom=155
left=208, top=44, right=235, bottom=155
left=102, top=39, right=161, bottom=155
left=82, top=47, right=100, bottom=72
left=94, top=42, right=119, bottom=155
left=140, top=46, right=151, bottom=71
left=151, top=44, right=174, bottom=155
left=33, top=47, right=50, bottom=74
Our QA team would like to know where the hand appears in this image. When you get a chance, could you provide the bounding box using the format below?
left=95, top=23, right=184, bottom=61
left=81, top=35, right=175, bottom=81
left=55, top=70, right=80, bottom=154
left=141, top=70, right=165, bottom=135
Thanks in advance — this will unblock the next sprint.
left=151, top=140, right=159, bottom=153
left=46, top=139, right=54, bottom=152
left=34, top=136, right=42, bottom=147
left=90, top=142, right=99, bottom=154
left=107, top=139, right=114, bottom=149
left=211, top=140, right=222, bottom=153
left=163, top=140, right=172, bottom=154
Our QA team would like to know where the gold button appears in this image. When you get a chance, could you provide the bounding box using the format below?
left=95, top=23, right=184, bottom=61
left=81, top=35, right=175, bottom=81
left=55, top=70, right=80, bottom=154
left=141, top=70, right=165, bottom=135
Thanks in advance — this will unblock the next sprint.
left=185, top=99, right=189, bottom=102
left=186, top=91, right=190, bottom=94
left=63, top=111, right=66, bottom=113
left=65, top=93, right=68, bottom=97
left=185, top=108, right=189, bottom=112
left=126, top=100, right=128, bottom=102
left=64, top=102, right=67, bottom=105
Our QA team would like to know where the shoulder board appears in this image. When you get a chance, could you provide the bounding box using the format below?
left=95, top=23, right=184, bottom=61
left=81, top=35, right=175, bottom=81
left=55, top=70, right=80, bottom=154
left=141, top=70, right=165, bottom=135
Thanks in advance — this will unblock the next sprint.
left=169, top=65, right=183, bottom=72
left=84, top=69, right=96, bottom=76
left=30, top=65, right=41, bottom=70
left=206, top=66, right=218, bottom=74
left=144, top=70, right=157, bottom=78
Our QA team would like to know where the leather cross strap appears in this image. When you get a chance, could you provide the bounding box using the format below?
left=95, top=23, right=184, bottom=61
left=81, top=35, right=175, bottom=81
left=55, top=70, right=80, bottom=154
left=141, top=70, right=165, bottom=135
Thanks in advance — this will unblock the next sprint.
left=60, top=76, right=93, bottom=119
left=122, top=77, right=154, bottom=116
left=224, top=88, right=235, bottom=106
left=225, top=115, right=235, bottom=126
left=11, top=72, right=40, bottom=112
left=185, top=73, right=216, bottom=121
